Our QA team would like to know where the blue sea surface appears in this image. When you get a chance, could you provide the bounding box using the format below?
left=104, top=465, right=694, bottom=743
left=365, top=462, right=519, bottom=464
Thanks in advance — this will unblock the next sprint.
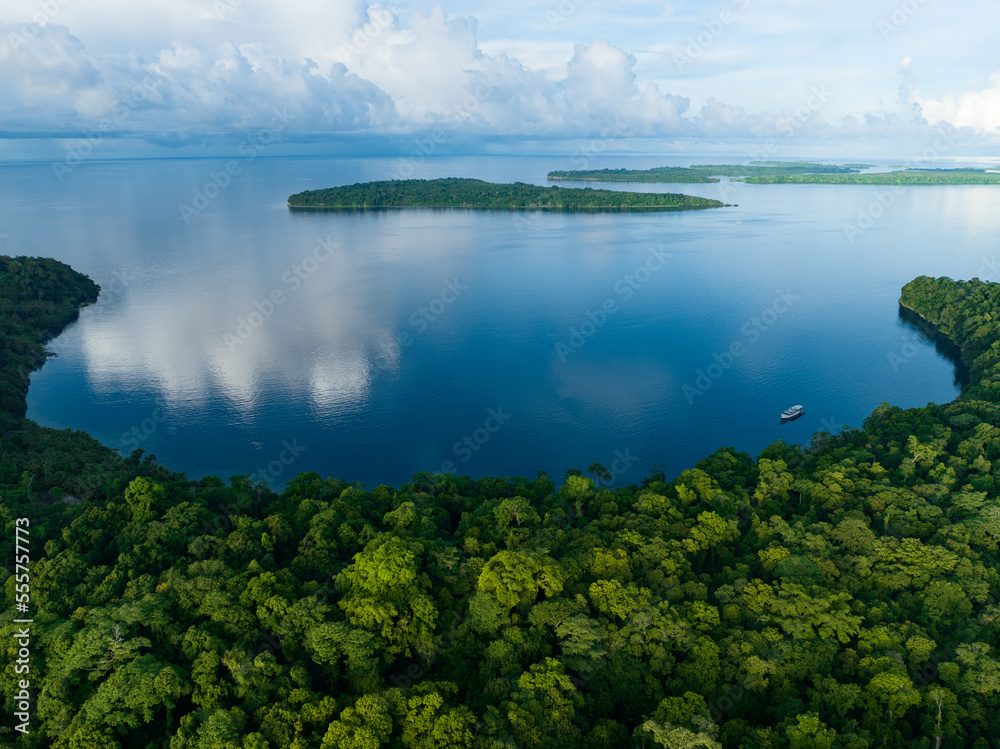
left=2, top=154, right=988, bottom=488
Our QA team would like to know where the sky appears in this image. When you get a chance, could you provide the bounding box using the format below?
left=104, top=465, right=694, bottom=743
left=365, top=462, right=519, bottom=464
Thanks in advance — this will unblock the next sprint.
left=1, top=0, right=999, bottom=158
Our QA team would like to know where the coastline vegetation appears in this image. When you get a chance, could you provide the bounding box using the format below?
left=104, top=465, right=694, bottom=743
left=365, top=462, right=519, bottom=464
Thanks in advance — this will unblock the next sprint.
left=3, top=259, right=1000, bottom=748
left=287, top=178, right=727, bottom=210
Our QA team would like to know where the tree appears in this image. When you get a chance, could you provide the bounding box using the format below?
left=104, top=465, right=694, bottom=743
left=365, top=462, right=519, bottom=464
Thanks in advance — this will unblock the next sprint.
left=81, top=655, right=188, bottom=731
left=322, top=695, right=393, bottom=749
left=337, top=538, right=439, bottom=659
left=741, top=580, right=862, bottom=643
left=493, top=498, right=540, bottom=548
left=399, top=688, right=476, bottom=749
left=921, top=687, right=962, bottom=749
left=588, top=580, right=651, bottom=621
left=675, top=637, right=720, bottom=694
left=953, top=642, right=1000, bottom=701
left=478, top=550, right=563, bottom=610
left=506, top=659, right=583, bottom=748
left=786, top=713, right=836, bottom=749
left=682, top=511, right=739, bottom=555
left=640, top=721, right=721, bottom=749
left=921, top=580, right=973, bottom=627
left=561, top=475, right=594, bottom=502
left=304, top=621, right=377, bottom=688
left=124, top=477, right=165, bottom=522
left=588, top=464, right=612, bottom=487
left=865, top=672, right=921, bottom=723
left=468, top=591, right=512, bottom=634
left=555, top=614, right=607, bottom=661
left=753, top=459, right=794, bottom=507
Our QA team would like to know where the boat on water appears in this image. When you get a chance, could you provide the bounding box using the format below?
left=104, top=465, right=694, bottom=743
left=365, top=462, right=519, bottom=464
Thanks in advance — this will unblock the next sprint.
left=780, top=405, right=805, bottom=421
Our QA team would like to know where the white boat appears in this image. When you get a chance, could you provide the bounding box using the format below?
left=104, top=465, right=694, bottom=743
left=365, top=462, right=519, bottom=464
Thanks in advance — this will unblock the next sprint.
left=780, top=405, right=804, bottom=420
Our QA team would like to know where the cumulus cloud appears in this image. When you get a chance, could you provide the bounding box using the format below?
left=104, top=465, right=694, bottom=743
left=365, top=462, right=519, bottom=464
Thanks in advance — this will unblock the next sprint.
left=336, top=5, right=489, bottom=121
left=0, top=23, right=105, bottom=131
left=2, top=11, right=701, bottom=140
left=1, top=3, right=991, bottom=144
left=328, top=13, right=694, bottom=138
left=148, top=41, right=396, bottom=135
left=910, top=72, right=1000, bottom=136
left=0, top=21, right=396, bottom=139
left=553, top=41, right=691, bottom=136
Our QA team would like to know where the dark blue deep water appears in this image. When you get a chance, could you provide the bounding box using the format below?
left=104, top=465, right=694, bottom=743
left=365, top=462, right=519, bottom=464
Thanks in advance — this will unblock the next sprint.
left=2, top=154, right=990, bottom=488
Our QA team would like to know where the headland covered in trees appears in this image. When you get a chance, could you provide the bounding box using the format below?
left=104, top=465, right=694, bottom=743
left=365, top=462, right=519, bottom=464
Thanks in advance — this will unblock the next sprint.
left=0, top=256, right=100, bottom=433
left=548, top=162, right=1000, bottom=186
left=287, top=178, right=728, bottom=211
left=3, top=257, right=1000, bottom=749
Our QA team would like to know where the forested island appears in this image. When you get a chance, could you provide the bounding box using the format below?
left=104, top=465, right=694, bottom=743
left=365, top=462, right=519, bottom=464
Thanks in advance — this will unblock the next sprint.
left=287, top=178, right=727, bottom=210
left=4, top=258, right=1000, bottom=748
left=740, top=168, right=1000, bottom=185
left=547, top=167, right=720, bottom=183
left=547, top=162, right=866, bottom=183
left=548, top=163, right=1000, bottom=186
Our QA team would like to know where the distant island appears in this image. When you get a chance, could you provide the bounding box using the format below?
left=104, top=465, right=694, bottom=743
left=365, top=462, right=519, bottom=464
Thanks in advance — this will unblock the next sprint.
left=547, top=162, right=1000, bottom=185
left=740, top=168, right=1000, bottom=185
left=547, top=166, right=719, bottom=183
left=287, top=177, right=728, bottom=210
left=547, top=161, right=868, bottom=183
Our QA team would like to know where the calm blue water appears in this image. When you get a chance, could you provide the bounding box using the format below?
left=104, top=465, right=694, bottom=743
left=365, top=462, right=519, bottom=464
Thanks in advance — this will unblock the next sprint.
left=2, top=154, right=989, bottom=489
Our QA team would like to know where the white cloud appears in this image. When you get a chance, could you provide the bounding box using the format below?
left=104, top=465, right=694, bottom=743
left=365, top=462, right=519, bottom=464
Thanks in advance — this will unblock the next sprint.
left=1, top=11, right=703, bottom=140
left=328, top=13, right=696, bottom=138
left=0, top=23, right=104, bottom=129
left=149, top=40, right=396, bottom=135
left=1, top=2, right=997, bottom=145
left=0, top=21, right=396, bottom=138
left=912, top=71, right=1000, bottom=136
